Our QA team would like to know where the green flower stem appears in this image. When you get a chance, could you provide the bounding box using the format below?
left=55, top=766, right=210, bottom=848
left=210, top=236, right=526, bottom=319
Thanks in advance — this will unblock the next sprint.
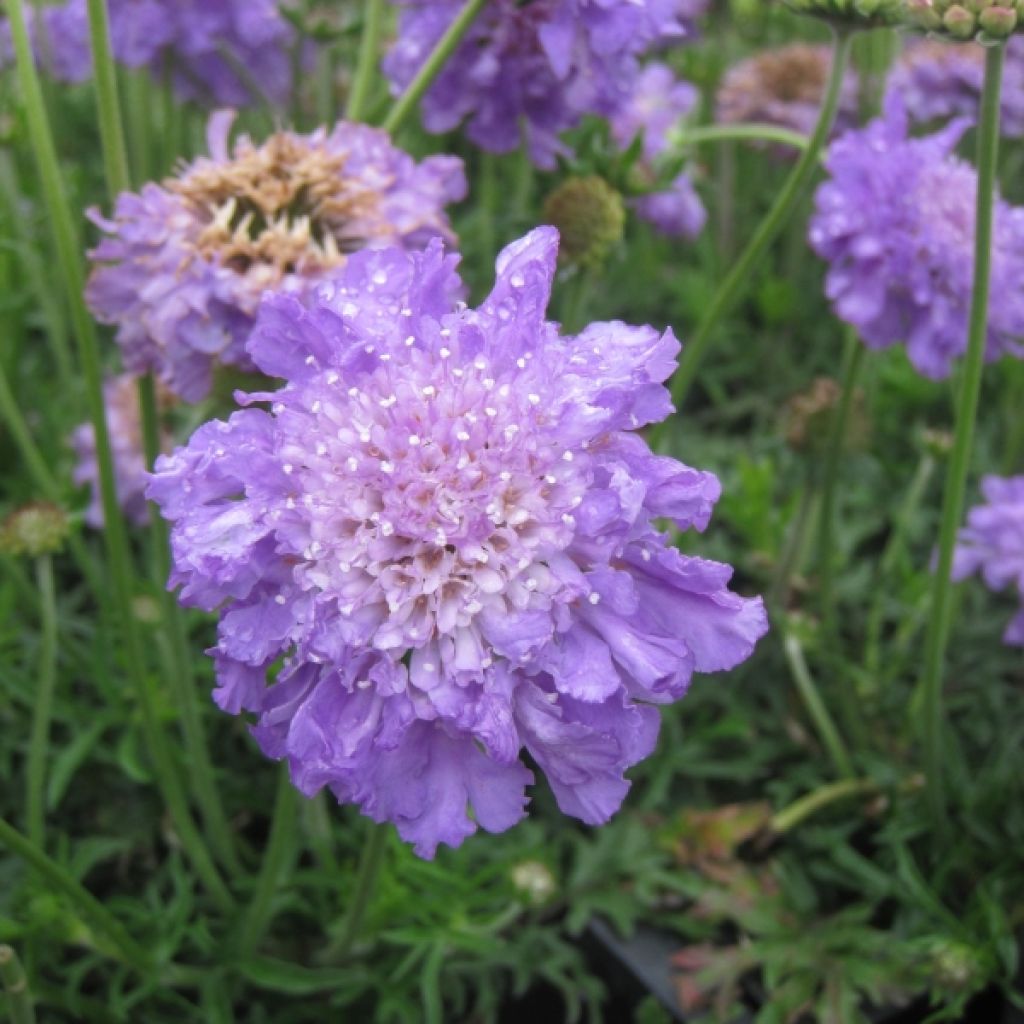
left=0, top=945, right=34, bottom=1024
left=0, top=817, right=152, bottom=975
left=138, top=378, right=241, bottom=876
left=25, top=555, right=57, bottom=850
left=817, top=331, right=866, bottom=635
left=5, top=0, right=234, bottom=913
left=85, top=0, right=130, bottom=196
left=346, top=0, right=385, bottom=122
left=382, top=0, right=488, bottom=135
left=918, top=43, right=1006, bottom=826
left=666, top=29, right=854, bottom=417
left=237, top=770, right=299, bottom=958
left=771, top=776, right=877, bottom=834
left=768, top=471, right=818, bottom=609
left=326, top=823, right=388, bottom=961
left=678, top=122, right=810, bottom=153
left=781, top=624, right=855, bottom=779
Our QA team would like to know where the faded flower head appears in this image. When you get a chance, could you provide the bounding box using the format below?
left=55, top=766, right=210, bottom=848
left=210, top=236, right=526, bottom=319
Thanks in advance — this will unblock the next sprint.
left=86, top=112, right=465, bottom=401
left=809, top=97, right=1024, bottom=378
left=782, top=377, right=868, bottom=454
left=1, top=0, right=299, bottom=106
left=382, top=1, right=698, bottom=169
left=953, top=475, right=1024, bottom=645
left=717, top=44, right=859, bottom=141
left=0, top=503, right=70, bottom=557
left=611, top=63, right=706, bottom=240
left=148, top=227, right=768, bottom=858
left=886, top=38, right=1024, bottom=139
left=71, top=373, right=173, bottom=529
left=902, top=0, right=1023, bottom=42
left=543, top=176, right=626, bottom=269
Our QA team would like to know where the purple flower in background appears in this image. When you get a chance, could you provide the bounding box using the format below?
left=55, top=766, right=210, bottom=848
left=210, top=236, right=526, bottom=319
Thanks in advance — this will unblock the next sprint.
left=717, top=44, right=858, bottom=141
left=147, top=227, right=767, bottom=858
left=886, top=38, right=1024, bottom=139
left=610, top=63, right=706, bottom=239
left=2, top=0, right=298, bottom=106
left=383, top=1, right=699, bottom=168
left=808, top=98, right=1024, bottom=379
left=0, top=1, right=92, bottom=83
left=71, top=373, right=172, bottom=528
left=86, top=112, right=465, bottom=402
left=953, top=476, right=1024, bottom=645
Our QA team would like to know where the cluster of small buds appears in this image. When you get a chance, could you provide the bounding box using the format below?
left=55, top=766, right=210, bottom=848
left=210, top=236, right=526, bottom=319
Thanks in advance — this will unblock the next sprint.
left=781, top=0, right=905, bottom=27
left=903, top=0, right=1023, bottom=40
left=0, top=503, right=70, bottom=557
left=542, top=177, right=625, bottom=271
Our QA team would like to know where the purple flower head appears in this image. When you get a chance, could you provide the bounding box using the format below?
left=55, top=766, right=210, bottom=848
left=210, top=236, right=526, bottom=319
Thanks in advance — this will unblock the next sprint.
left=886, top=37, right=1024, bottom=140
left=953, top=476, right=1024, bottom=645
left=717, top=44, right=859, bottom=141
left=0, top=1, right=92, bottom=83
left=86, top=113, right=466, bottom=402
left=610, top=63, right=706, bottom=239
left=2, top=0, right=299, bottom=106
left=382, top=1, right=695, bottom=169
left=71, top=373, right=173, bottom=529
left=147, top=227, right=768, bottom=858
left=809, top=97, right=1024, bottom=379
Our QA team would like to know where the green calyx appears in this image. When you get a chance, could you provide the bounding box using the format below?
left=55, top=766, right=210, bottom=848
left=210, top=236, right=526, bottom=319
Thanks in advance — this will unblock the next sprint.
left=780, top=0, right=905, bottom=28
left=903, top=0, right=1020, bottom=40
left=542, top=176, right=625, bottom=272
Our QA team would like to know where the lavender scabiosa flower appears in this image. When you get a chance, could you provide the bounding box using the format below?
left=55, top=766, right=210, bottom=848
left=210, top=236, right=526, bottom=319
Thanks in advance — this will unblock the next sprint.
left=0, top=1, right=92, bottom=83
left=71, top=373, right=172, bottom=529
left=86, top=112, right=465, bottom=402
left=716, top=44, right=859, bottom=141
left=886, top=38, right=1024, bottom=139
left=611, top=63, right=706, bottom=239
left=953, top=476, right=1024, bottom=645
left=808, top=97, right=1024, bottom=378
left=382, top=1, right=695, bottom=169
left=147, top=227, right=768, bottom=858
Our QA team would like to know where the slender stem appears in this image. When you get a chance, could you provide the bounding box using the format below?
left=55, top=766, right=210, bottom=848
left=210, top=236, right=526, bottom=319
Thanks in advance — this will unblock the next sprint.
left=0, top=361, right=58, bottom=501
left=918, top=44, right=1005, bottom=826
left=678, top=122, right=810, bottom=153
left=237, top=770, right=299, bottom=958
left=326, top=822, right=388, bottom=961
left=817, top=332, right=866, bottom=635
left=769, top=471, right=818, bottom=609
left=664, top=30, right=854, bottom=420
left=85, top=0, right=130, bottom=196
left=0, top=817, right=152, bottom=974
left=346, top=0, right=385, bottom=122
left=381, top=0, right=488, bottom=135
left=781, top=626, right=855, bottom=779
left=4, top=0, right=234, bottom=913
left=0, top=945, right=34, bottom=1024
left=25, top=556, right=57, bottom=850
left=771, top=777, right=877, bottom=834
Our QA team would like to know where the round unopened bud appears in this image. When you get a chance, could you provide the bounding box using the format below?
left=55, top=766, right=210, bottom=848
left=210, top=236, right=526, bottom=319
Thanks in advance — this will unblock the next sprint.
left=542, top=176, right=625, bottom=271
left=510, top=860, right=557, bottom=905
left=920, top=427, right=953, bottom=458
left=905, top=0, right=945, bottom=28
left=979, top=4, right=1018, bottom=33
left=929, top=940, right=985, bottom=990
left=942, top=3, right=980, bottom=35
left=0, top=502, right=70, bottom=557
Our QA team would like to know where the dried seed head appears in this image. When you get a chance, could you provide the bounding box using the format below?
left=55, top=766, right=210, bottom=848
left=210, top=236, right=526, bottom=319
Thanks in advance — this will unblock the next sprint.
left=542, top=176, right=625, bottom=271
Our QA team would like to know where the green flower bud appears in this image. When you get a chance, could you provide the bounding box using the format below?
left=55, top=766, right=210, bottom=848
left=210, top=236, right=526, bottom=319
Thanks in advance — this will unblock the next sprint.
left=943, top=4, right=979, bottom=36
left=0, top=503, right=70, bottom=557
left=510, top=861, right=557, bottom=905
left=900, top=0, right=1024, bottom=39
left=543, top=176, right=625, bottom=271
left=979, top=3, right=1018, bottom=34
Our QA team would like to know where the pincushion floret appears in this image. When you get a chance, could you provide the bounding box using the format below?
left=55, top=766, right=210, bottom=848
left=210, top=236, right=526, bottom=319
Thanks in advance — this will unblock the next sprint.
left=147, top=227, right=768, bottom=858
left=85, top=112, right=466, bottom=402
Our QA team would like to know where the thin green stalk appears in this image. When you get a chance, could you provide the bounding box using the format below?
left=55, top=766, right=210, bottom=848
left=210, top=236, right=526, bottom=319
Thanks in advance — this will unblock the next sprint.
left=679, top=122, right=810, bottom=153
left=326, top=823, right=388, bottom=961
left=85, top=0, right=130, bottom=195
left=382, top=0, right=488, bottom=135
left=5, top=0, right=234, bottom=913
left=664, top=30, right=855, bottom=419
left=138, top=378, right=241, bottom=875
left=346, top=0, right=385, bottom=122
left=769, top=472, right=818, bottom=609
left=917, top=44, right=1005, bottom=826
left=817, top=332, right=866, bottom=634
left=25, top=555, right=57, bottom=850
left=771, top=777, right=877, bottom=834
left=0, top=817, right=152, bottom=974
left=237, top=771, right=299, bottom=958
left=781, top=625, right=855, bottom=779
left=0, top=945, right=34, bottom=1024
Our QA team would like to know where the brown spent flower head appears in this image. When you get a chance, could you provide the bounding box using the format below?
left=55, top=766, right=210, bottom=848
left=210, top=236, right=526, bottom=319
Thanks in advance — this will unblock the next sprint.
left=542, top=175, right=626, bottom=271
left=902, top=0, right=1022, bottom=40
left=783, top=376, right=869, bottom=454
left=0, top=502, right=70, bottom=557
